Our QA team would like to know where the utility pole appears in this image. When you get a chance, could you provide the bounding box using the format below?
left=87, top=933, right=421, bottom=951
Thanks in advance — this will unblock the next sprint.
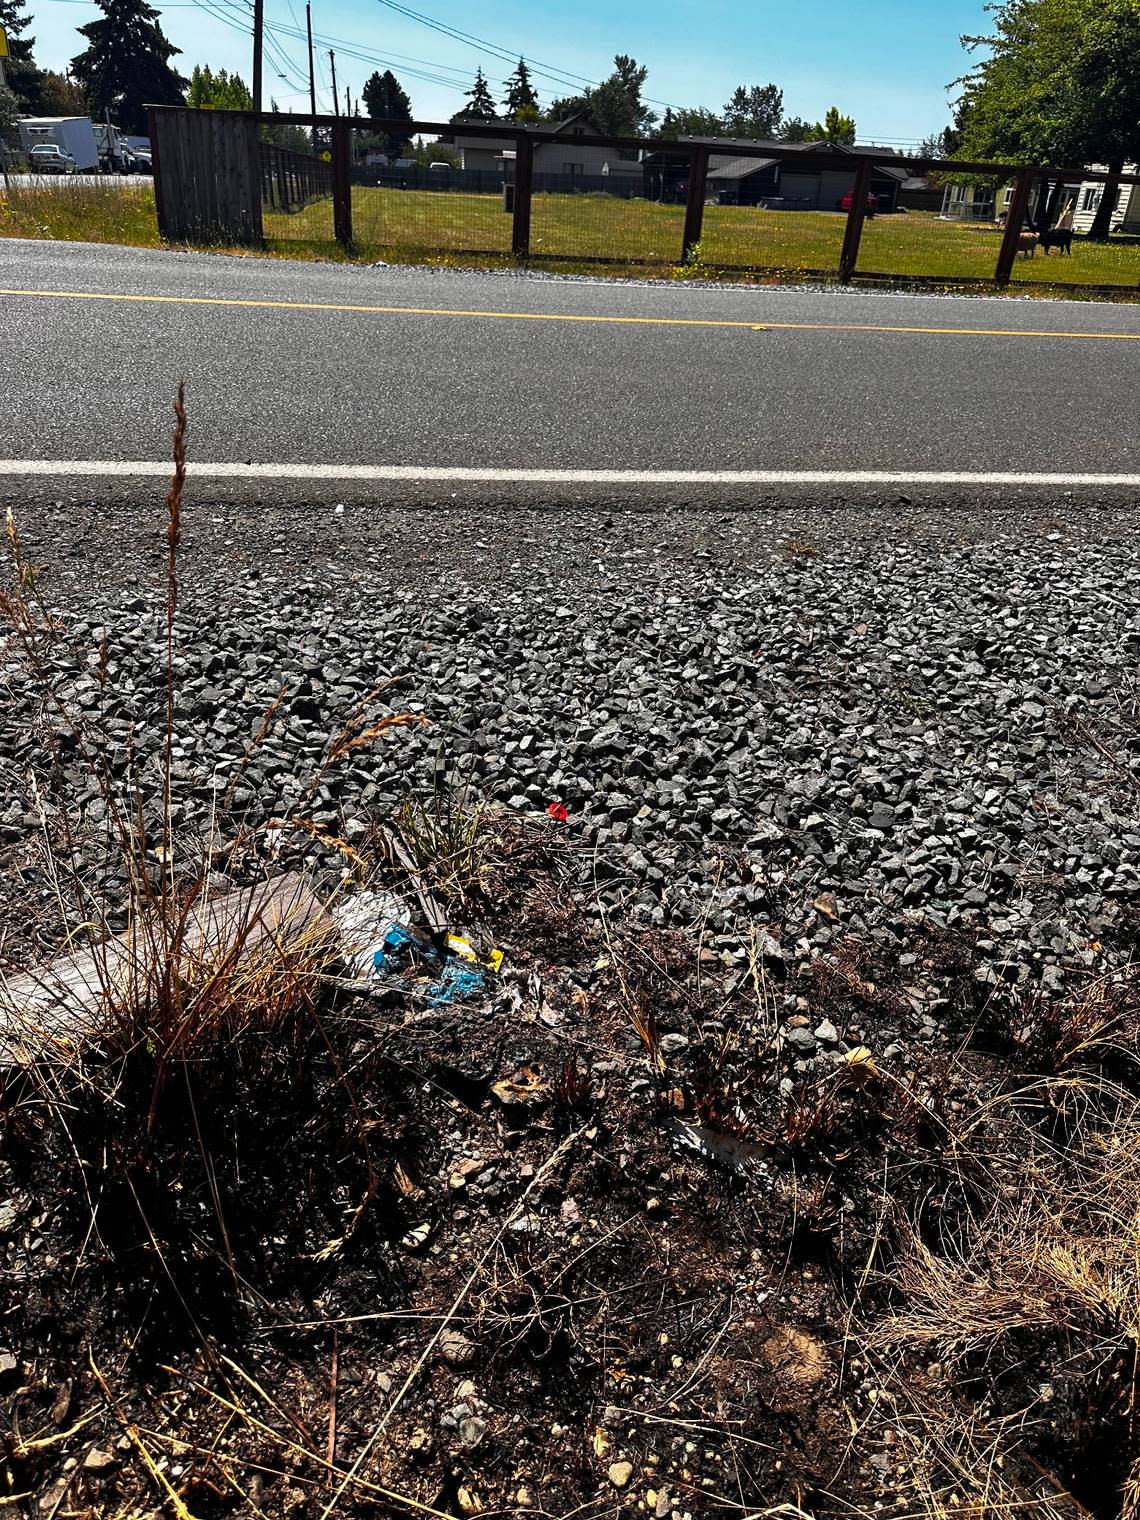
left=0, top=37, right=9, bottom=190
left=329, top=49, right=339, bottom=116
left=344, top=84, right=350, bottom=118
left=305, top=3, right=317, bottom=150
left=252, top=0, right=264, bottom=112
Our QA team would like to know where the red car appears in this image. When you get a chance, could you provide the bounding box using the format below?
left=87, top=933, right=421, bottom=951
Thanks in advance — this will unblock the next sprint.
left=838, top=191, right=879, bottom=212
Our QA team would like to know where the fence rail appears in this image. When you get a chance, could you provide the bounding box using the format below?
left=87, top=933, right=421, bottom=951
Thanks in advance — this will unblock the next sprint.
left=148, top=106, right=1140, bottom=292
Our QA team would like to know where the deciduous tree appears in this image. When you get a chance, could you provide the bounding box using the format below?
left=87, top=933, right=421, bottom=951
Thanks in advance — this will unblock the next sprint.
left=810, top=106, right=856, bottom=144
left=187, top=64, right=252, bottom=110
left=954, top=0, right=1140, bottom=238
left=38, top=70, right=89, bottom=115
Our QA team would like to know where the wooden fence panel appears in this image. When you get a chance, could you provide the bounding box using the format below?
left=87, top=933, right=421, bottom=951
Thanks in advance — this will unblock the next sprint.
left=149, top=107, right=265, bottom=245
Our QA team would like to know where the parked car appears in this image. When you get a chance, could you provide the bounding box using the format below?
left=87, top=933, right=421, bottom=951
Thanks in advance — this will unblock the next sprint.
left=131, top=147, right=153, bottom=173
left=29, top=144, right=77, bottom=175
left=428, top=160, right=453, bottom=172
left=838, top=190, right=879, bottom=213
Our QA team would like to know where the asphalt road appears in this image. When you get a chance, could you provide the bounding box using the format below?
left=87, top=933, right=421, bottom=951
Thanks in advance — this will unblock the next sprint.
left=1, top=238, right=1139, bottom=492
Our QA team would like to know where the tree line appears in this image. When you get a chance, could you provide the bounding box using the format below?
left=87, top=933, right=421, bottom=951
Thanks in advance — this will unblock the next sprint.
left=438, top=57, right=860, bottom=147
left=0, top=0, right=861, bottom=156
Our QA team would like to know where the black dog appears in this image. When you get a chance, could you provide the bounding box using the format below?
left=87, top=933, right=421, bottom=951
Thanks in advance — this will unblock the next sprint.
left=1039, top=227, right=1074, bottom=255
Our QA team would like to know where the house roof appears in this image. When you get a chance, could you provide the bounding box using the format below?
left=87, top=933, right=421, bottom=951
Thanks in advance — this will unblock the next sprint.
left=451, top=114, right=585, bottom=140
left=707, top=155, right=778, bottom=180
left=684, top=135, right=801, bottom=154
left=681, top=134, right=910, bottom=181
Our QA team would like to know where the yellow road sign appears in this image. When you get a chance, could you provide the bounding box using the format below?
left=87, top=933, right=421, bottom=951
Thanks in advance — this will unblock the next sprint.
left=0, top=25, right=10, bottom=58
left=321, top=149, right=331, bottom=162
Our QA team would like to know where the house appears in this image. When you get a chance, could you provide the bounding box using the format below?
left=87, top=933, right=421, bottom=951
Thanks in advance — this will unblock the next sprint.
left=451, top=114, right=644, bottom=187
left=942, top=166, right=1140, bottom=232
left=940, top=182, right=998, bottom=220
left=897, top=175, right=949, bottom=214
left=683, top=138, right=907, bottom=211
left=704, top=154, right=780, bottom=206
left=1069, top=167, right=1140, bottom=233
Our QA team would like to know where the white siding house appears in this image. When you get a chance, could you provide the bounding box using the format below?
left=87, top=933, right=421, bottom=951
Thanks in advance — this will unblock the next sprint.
left=942, top=166, right=1140, bottom=231
left=1069, top=169, right=1140, bottom=233
left=453, top=116, right=643, bottom=180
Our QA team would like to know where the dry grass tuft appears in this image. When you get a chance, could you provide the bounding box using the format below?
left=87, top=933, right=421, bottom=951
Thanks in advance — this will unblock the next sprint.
left=0, top=386, right=419, bottom=1085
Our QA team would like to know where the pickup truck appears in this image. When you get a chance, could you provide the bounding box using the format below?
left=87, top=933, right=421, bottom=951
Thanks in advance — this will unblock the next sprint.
left=29, top=144, right=77, bottom=175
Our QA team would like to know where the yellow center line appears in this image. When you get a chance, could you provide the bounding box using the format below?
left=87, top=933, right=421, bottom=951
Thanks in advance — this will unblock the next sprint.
left=2, top=285, right=1140, bottom=341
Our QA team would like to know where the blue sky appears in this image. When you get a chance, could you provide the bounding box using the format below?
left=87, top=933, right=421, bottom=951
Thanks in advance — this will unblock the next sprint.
left=29, top=0, right=992, bottom=144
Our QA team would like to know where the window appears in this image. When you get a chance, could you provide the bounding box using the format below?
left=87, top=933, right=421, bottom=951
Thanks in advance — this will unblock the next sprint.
left=1082, top=186, right=1102, bottom=211
left=1001, top=186, right=1013, bottom=207
left=563, top=162, right=584, bottom=175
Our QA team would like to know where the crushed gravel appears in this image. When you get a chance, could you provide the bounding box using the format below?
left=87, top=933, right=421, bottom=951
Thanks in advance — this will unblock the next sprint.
left=3, top=493, right=1139, bottom=997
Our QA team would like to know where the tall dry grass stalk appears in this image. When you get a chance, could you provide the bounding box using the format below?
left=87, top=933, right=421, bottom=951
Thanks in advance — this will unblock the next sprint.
left=0, top=384, right=423, bottom=1089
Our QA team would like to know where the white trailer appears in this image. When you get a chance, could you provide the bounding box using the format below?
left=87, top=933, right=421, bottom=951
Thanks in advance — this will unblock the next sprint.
left=17, top=116, right=100, bottom=172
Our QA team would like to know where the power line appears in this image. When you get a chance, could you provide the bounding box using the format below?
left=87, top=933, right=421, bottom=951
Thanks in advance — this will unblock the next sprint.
left=263, top=17, right=477, bottom=90
left=193, top=0, right=485, bottom=95
left=371, top=0, right=684, bottom=110
left=195, top=0, right=311, bottom=92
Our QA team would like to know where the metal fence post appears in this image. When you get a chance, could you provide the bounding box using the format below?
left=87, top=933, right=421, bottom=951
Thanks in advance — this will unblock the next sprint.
left=838, top=156, right=874, bottom=282
left=994, top=167, right=1036, bottom=284
left=512, top=133, right=534, bottom=258
left=331, top=118, right=352, bottom=247
left=682, top=145, right=709, bottom=263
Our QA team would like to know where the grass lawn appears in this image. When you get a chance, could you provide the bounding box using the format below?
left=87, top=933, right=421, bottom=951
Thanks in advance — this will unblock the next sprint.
left=274, top=187, right=1140, bottom=287
left=5, top=177, right=1138, bottom=293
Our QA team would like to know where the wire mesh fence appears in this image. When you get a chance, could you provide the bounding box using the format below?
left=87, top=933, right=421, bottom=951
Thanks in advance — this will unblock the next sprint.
left=348, top=166, right=511, bottom=257
left=260, top=142, right=334, bottom=244
left=1007, top=234, right=1140, bottom=289
left=526, top=174, right=683, bottom=264
left=152, top=108, right=1140, bottom=295
left=699, top=204, right=846, bottom=274
left=855, top=210, right=1004, bottom=282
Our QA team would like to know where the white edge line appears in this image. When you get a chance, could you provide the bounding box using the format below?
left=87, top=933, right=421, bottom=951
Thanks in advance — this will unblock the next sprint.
left=0, top=461, right=1138, bottom=487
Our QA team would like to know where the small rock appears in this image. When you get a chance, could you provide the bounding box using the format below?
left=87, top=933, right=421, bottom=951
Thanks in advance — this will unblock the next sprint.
left=439, top=1331, right=476, bottom=1367
left=83, top=1448, right=117, bottom=1474
left=609, top=1461, right=635, bottom=1489
left=782, top=1027, right=817, bottom=1055
left=459, top=1416, right=487, bottom=1449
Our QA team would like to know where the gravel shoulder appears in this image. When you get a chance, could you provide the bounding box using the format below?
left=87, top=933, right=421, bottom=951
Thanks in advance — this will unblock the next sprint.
left=5, top=491, right=1139, bottom=990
